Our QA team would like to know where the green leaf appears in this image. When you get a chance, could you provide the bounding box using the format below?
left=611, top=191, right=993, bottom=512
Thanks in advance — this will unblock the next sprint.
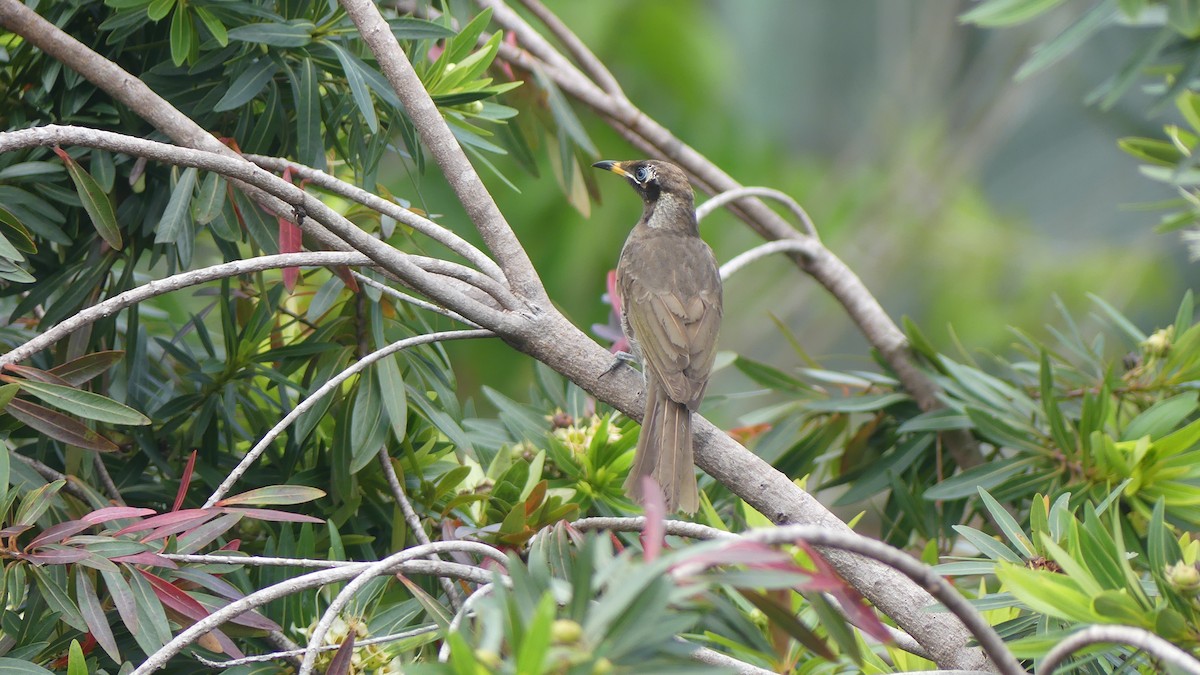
left=14, top=479, right=64, bottom=526
left=1121, top=392, right=1199, bottom=441
left=995, top=562, right=1100, bottom=623
left=733, top=355, right=811, bottom=393
left=1088, top=293, right=1147, bottom=343
left=30, top=566, right=88, bottom=631
left=802, top=392, right=909, bottom=413
left=14, top=380, right=150, bottom=425
left=924, top=457, right=1035, bottom=500
left=376, top=354, right=407, bottom=444
left=75, top=568, right=119, bottom=663
left=66, top=639, right=87, bottom=675
left=952, top=524, right=1023, bottom=563
left=169, top=5, right=192, bottom=66
left=154, top=167, right=197, bottom=244
left=227, top=20, right=313, bottom=48
left=515, top=593, right=556, bottom=674
left=217, top=485, right=325, bottom=506
left=1170, top=0, right=1200, bottom=37
left=194, top=172, right=226, bottom=225
left=0, top=206, right=37, bottom=253
left=1119, top=137, right=1185, bottom=166
left=193, top=5, right=227, bottom=46
left=960, top=0, right=1069, bottom=27
left=146, top=0, right=173, bottom=22
left=296, top=58, right=325, bottom=171
left=328, top=43, right=379, bottom=134
left=349, top=374, right=387, bottom=474
left=388, top=17, right=455, bottom=40
left=1039, top=351, right=1075, bottom=454
left=53, top=148, right=122, bottom=250
left=214, top=58, right=279, bottom=112
left=978, top=488, right=1035, bottom=558
left=1015, top=0, right=1119, bottom=81
left=0, top=657, right=55, bottom=674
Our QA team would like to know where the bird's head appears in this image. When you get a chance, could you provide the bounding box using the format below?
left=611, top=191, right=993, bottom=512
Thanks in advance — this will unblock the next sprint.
left=592, top=159, right=694, bottom=208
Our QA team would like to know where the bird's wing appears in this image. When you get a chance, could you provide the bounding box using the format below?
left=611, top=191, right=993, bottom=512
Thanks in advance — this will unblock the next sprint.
left=624, top=277, right=722, bottom=409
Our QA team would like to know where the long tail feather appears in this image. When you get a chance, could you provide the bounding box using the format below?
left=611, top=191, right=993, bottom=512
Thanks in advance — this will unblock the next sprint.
left=626, top=380, right=698, bottom=513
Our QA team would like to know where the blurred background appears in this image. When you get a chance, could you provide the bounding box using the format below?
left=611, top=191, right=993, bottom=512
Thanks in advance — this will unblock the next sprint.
left=387, top=1, right=1194, bottom=427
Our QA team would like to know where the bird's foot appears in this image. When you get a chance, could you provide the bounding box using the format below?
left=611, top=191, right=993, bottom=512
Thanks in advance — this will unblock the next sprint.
left=599, top=351, right=638, bottom=379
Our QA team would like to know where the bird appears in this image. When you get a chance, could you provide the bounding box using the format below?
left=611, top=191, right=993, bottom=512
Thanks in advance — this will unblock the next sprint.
left=592, top=159, right=723, bottom=514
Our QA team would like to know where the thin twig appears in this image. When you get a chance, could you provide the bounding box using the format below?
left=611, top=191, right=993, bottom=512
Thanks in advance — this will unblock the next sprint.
left=0, top=251, right=370, bottom=369
left=438, top=582, right=498, bottom=662
left=514, top=0, right=625, bottom=97
left=8, top=452, right=92, bottom=502
left=298, top=542, right=505, bottom=674
left=720, top=240, right=822, bottom=281
left=0, top=126, right=518, bottom=326
left=377, top=448, right=464, bottom=610
left=697, top=186, right=819, bottom=239
left=352, top=272, right=480, bottom=327
left=1040, top=625, right=1200, bottom=674
left=130, top=558, right=492, bottom=675
left=92, top=454, right=125, bottom=505
left=247, top=154, right=507, bottom=283
left=202, top=329, right=495, bottom=508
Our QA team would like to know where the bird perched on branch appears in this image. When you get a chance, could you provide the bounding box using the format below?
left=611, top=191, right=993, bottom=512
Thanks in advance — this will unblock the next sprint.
left=592, top=159, right=723, bottom=514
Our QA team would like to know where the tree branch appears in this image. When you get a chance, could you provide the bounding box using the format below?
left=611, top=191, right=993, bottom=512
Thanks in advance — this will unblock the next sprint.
left=377, top=448, right=464, bottom=610
left=0, top=252, right=370, bottom=369
left=0, top=126, right=518, bottom=326
left=339, top=0, right=546, bottom=303
left=246, top=154, right=507, bottom=283
left=1040, top=625, right=1200, bottom=674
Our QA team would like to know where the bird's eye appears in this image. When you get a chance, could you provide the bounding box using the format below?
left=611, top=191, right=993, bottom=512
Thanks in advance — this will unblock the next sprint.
left=633, top=166, right=650, bottom=183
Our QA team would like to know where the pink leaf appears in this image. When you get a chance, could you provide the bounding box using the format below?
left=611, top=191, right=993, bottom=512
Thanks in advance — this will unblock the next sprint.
left=82, top=506, right=157, bottom=526
left=220, top=507, right=322, bottom=523
left=111, top=551, right=178, bottom=568
left=114, top=508, right=213, bottom=537
left=640, top=476, right=665, bottom=563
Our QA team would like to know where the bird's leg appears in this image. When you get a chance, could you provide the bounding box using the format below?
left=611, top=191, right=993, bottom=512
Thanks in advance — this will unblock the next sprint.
left=599, top=350, right=639, bottom=379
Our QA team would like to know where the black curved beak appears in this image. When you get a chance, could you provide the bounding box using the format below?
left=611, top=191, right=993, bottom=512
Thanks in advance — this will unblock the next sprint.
left=592, top=160, right=627, bottom=177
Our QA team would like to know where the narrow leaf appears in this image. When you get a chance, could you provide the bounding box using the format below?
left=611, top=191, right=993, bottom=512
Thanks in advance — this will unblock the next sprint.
left=52, top=147, right=121, bottom=250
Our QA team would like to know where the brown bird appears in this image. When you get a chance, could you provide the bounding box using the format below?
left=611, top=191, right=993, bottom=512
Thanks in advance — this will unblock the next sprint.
left=592, top=159, right=723, bottom=513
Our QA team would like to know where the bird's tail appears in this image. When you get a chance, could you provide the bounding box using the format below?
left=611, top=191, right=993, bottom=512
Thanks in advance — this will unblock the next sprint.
left=625, top=381, right=699, bottom=513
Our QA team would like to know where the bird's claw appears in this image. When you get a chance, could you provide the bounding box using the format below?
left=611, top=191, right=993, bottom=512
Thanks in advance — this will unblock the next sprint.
left=600, top=351, right=638, bottom=379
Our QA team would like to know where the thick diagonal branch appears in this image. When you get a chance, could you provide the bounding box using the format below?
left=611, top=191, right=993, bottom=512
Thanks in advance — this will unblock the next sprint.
left=340, top=0, right=545, bottom=303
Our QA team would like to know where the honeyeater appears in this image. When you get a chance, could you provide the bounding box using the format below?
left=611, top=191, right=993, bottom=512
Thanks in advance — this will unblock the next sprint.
left=592, top=159, right=723, bottom=514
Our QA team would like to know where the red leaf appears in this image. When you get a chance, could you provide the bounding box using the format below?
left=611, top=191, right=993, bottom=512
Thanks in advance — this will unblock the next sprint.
left=278, top=215, right=302, bottom=291
left=332, top=266, right=360, bottom=291
left=327, top=633, right=355, bottom=675
left=0, top=524, right=32, bottom=538
left=139, top=570, right=210, bottom=622
left=173, top=450, right=198, bottom=513
left=26, top=546, right=91, bottom=565
left=6, top=398, right=118, bottom=452
left=2, top=364, right=72, bottom=386
left=112, top=551, right=177, bottom=568
left=220, top=507, right=322, bottom=523
left=47, top=351, right=125, bottom=386
left=81, top=506, right=157, bottom=526
left=27, top=520, right=90, bottom=549
left=114, top=508, right=213, bottom=536
left=640, top=476, right=665, bottom=563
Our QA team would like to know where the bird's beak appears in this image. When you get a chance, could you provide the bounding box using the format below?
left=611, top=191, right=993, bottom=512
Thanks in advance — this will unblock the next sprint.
left=592, top=160, right=628, bottom=177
